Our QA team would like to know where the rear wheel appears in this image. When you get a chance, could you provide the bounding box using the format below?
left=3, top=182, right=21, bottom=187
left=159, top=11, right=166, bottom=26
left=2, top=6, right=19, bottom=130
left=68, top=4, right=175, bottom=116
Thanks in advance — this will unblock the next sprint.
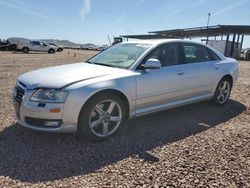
left=57, top=48, right=63, bottom=52
left=212, top=78, right=231, bottom=106
left=22, top=47, right=29, bottom=53
left=78, top=93, right=126, bottom=141
left=48, top=49, right=55, bottom=54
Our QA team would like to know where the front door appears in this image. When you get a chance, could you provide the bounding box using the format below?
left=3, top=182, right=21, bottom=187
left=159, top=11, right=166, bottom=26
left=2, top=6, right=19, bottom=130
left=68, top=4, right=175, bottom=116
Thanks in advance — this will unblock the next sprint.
left=135, top=43, right=187, bottom=115
left=39, top=42, right=49, bottom=52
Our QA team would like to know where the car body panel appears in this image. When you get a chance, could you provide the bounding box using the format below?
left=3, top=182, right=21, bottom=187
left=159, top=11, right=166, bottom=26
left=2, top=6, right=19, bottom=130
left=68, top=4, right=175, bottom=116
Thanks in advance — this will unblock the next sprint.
left=135, top=64, right=187, bottom=114
left=185, top=60, right=220, bottom=98
left=18, top=63, right=127, bottom=89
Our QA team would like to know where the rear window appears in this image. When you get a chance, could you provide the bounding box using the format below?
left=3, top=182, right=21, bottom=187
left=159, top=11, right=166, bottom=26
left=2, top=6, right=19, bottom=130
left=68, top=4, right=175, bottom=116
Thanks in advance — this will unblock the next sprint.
left=183, top=43, right=221, bottom=63
left=31, top=41, right=40, bottom=45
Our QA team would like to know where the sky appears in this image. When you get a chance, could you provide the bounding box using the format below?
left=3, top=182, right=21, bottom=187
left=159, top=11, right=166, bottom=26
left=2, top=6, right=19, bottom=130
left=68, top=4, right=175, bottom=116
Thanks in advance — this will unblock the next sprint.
left=0, top=0, right=250, bottom=47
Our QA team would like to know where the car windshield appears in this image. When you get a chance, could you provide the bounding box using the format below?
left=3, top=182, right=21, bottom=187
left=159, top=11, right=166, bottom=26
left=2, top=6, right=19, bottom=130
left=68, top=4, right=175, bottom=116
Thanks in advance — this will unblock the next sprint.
left=87, top=43, right=152, bottom=69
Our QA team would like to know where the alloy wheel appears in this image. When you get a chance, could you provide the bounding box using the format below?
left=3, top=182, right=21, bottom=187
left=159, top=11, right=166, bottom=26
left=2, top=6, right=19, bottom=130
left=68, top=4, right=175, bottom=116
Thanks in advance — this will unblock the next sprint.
left=217, top=80, right=230, bottom=104
left=89, top=100, right=122, bottom=138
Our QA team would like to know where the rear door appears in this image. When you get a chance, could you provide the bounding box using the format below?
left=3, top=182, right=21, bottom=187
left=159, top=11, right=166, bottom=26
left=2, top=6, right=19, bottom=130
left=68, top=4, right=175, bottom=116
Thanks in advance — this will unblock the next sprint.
left=182, top=42, right=222, bottom=98
left=135, top=43, right=188, bottom=114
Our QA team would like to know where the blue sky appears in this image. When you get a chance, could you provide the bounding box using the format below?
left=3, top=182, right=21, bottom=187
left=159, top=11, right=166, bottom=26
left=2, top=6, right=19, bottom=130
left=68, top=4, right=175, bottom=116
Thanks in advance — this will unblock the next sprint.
left=0, top=0, right=250, bottom=47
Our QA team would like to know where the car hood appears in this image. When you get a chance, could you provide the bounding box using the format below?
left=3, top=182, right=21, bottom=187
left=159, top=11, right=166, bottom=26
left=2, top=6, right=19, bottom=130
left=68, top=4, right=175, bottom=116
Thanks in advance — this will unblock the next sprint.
left=18, top=62, right=126, bottom=89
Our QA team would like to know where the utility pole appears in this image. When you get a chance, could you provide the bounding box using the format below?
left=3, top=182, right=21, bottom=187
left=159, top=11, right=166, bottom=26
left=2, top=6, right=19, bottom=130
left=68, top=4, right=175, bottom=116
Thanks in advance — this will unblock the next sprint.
left=206, top=13, right=211, bottom=44
left=107, top=35, right=111, bottom=46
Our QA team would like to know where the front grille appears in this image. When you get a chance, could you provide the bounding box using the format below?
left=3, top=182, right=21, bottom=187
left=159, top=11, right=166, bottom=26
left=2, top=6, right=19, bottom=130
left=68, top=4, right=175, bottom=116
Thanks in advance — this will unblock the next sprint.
left=18, top=81, right=27, bottom=88
left=14, top=86, right=25, bottom=103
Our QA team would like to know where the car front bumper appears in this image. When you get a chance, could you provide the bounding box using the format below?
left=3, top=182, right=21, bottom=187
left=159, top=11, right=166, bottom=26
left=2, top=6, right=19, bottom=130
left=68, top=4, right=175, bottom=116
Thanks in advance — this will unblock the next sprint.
left=12, top=85, right=77, bottom=133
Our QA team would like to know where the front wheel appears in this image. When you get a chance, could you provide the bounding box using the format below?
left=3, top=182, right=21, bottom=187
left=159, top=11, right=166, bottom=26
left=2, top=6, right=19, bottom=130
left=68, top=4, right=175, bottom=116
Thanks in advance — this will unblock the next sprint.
left=212, top=78, right=232, bottom=106
left=78, top=93, right=126, bottom=141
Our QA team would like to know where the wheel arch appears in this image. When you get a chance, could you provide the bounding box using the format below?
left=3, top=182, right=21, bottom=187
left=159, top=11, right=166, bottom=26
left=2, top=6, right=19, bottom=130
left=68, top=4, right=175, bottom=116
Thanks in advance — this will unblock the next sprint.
left=221, top=74, right=233, bottom=86
left=213, top=74, right=234, bottom=96
left=22, top=46, right=30, bottom=50
left=77, top=88, right=130, bottom=124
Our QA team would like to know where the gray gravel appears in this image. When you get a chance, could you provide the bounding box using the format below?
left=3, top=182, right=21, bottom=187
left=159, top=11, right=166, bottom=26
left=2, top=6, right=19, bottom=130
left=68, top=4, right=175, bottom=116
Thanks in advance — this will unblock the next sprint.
left=0, top=50, right=249, bottom=187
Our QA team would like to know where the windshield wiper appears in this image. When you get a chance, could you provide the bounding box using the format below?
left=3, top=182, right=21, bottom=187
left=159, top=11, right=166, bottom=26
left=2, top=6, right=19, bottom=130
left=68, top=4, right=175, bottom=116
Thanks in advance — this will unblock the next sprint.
left=92, top=62, right=117, bottom=68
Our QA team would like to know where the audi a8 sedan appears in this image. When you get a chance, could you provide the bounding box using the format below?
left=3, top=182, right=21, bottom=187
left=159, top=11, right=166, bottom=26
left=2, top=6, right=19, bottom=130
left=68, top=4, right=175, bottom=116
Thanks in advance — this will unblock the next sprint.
left=12, top=39, right=239, bottom=141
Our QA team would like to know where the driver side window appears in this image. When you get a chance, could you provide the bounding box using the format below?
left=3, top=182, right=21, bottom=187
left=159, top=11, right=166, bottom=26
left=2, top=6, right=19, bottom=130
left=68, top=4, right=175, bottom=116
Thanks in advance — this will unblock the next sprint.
left=143, top=43, right=180, bottom=67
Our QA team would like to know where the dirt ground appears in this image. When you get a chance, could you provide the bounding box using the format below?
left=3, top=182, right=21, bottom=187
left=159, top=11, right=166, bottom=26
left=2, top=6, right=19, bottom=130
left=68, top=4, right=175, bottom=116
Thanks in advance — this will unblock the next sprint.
left=0, top=50, right=249, bottom=187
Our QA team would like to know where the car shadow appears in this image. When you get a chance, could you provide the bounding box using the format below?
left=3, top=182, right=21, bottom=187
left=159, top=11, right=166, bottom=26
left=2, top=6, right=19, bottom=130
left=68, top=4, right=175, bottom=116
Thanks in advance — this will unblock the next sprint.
left=0, top=99, right=246, bottom=183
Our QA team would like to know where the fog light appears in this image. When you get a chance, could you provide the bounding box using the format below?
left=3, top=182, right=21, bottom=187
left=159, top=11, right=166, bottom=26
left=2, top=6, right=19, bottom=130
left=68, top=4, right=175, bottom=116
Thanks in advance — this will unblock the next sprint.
left=44, top=121, right=60, bottom=127
left=25, top=117, right=62, bottom=128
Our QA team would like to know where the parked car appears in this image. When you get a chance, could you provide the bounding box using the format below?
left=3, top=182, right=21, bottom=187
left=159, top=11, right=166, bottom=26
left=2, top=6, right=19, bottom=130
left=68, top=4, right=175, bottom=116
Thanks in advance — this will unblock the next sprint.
left=242, top=48, right=250, bottom=54
left=243, top=48, right=250, bottom=60
left=16, top=41, right=57, bottom=54
left=48, top=43, right=63, bottom=52
left=0, top=42, right=9, bottom=51
left=12, top=39, right=238, bottom=141
left=98, top=45, right=110, bottom=51
left=0, top=42, right=17, bottom=51
left=87, top=45, right=99, bottom=51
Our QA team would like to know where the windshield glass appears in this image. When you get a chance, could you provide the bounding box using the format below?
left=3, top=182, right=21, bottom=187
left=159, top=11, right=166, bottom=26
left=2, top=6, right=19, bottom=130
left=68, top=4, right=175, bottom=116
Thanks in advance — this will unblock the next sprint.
left=88, top=43, right=152, bottom=68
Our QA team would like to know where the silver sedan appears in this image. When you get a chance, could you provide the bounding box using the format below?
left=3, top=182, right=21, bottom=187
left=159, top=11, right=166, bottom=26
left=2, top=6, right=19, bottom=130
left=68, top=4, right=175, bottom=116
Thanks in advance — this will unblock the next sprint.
left=12, top=39, right=239, bottom=141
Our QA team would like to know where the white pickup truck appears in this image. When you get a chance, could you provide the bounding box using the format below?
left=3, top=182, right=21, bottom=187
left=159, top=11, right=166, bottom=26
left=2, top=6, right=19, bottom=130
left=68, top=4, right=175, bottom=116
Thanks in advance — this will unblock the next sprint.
left=17, top=41, right=58, bottom=54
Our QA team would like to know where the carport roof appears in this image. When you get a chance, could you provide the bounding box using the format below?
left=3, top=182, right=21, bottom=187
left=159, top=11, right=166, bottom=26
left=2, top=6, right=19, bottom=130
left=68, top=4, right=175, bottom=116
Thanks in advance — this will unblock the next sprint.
left=121, top=25, right=250, bottom=39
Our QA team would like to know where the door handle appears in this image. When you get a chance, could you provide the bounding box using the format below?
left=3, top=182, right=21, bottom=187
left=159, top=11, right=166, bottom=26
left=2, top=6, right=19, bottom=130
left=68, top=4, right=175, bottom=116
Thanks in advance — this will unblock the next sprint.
left=177, top=70, right=184, bottom=75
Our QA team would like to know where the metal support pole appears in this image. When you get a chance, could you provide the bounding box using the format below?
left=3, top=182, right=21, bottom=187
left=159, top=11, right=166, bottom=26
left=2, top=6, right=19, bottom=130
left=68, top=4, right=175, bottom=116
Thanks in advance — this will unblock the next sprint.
left=206, top=13, right=211, bottom=44
left=230, top=33, right=236, bottom=57
left=236, top=34, right=240, bottom=48
left=224, top=33, right=230, bottom=56
left=240, top=35, right=244, bottom=51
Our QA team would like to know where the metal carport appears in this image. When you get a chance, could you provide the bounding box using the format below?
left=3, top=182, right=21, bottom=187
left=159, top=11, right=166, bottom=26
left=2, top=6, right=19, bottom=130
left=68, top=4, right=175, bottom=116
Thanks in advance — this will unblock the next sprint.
left=121, top=25, right=250, bottom=57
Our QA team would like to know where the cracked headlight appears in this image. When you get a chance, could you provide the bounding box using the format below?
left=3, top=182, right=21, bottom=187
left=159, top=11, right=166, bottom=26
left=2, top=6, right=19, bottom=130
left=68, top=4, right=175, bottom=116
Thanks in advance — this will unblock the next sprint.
left=31, top=89, right=68, bottom=103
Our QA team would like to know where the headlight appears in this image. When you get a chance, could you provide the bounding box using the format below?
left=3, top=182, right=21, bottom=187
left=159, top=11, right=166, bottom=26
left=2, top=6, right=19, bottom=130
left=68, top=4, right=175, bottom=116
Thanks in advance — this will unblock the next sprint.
left=31, top=89, right=68, bottom=103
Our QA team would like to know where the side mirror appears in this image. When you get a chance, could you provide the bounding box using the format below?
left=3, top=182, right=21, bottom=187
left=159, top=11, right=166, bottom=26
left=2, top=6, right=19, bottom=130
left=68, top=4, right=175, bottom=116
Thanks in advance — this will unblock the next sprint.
left=142, top=58, right=161, bottom=69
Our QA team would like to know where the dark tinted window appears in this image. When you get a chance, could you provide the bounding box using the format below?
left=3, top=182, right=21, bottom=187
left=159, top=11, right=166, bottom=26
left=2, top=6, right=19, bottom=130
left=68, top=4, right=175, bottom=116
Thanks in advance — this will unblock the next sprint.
left=40, top=42, right=47, bottom=46
left=31, top=41, right=40, bottom=45
left=145, top=43, right=180, bottom=67
left=183, top=43, right=220, bottom=63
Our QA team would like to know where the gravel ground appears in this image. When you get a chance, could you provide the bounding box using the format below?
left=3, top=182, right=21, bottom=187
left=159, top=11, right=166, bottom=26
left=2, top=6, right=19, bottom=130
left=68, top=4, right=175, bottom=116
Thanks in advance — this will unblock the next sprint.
left=0, top=50, right=249, bottom=188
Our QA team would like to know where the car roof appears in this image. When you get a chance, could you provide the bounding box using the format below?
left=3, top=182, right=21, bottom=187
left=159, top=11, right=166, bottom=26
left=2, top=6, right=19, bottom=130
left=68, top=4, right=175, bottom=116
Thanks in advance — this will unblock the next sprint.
left=122, top=38, right=226, bottom=60
left=121, top=39, right=213, bottom=46
left=122, top=39, right=181, bottom=45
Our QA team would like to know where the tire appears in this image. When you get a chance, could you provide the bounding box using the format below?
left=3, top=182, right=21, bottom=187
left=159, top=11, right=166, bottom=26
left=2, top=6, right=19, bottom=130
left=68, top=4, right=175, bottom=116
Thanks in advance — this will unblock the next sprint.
left=57, top=48, right=63, bottom=52
left=48, top=49, right=55, bottom=54
left=78, top=93, right=127, bottom=141
left=212, top=78, right=232, bottom=106
left=22, top=47, right=29, bottom=53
